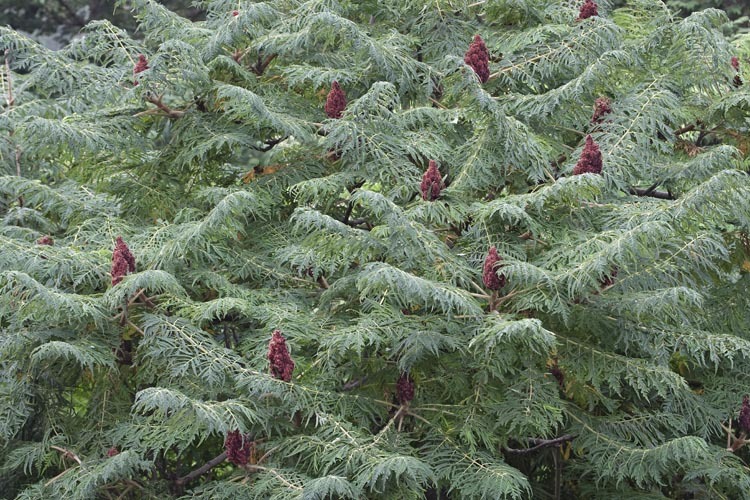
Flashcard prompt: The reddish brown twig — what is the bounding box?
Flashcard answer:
[144,94,185,118]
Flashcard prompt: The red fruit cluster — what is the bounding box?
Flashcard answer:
[740,395,750,434]
[420,160,444,201]
[396,373,415,404]
[550,362,564,389]
[224,430,253,466]
[36,235,53,245]
[482,246,506,291]
[464,35,490,84]
[572,135,602,175]
[591,97,612,124]
[268,329,295,382]
[732,57,743,87]
[600,267,618,288]
[325,81,347,119]
[111,236,136,286]
[133,54,149,86]
[577,0,598,20]
[106,447,120,457]
[232,10,239,17]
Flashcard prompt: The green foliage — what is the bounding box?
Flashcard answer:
[2,0,750,498]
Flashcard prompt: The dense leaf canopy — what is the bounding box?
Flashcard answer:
[2,0,750,498]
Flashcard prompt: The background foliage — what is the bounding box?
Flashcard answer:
[2,0,750,498]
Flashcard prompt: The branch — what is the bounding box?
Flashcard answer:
[344,217,370,228]
[429,97,447,109]
[721,422,750,452]
[144,94,185,119]
[673,124,696,136]
[342,201,354,225]
[628,187,675,200]
[255,136,288,152]
[503,434,576,455]
[174,451,227,487]
[342,376,367,391]
[250,53,277,75]
[50,445,83,465]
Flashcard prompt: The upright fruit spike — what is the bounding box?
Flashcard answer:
[420,160,444,201]
[133,54,149,86]
[740,395,750,434]
[111,236,136,286]
[549,359,565,389]
[572,135,603,175]
[482,246,506,290]
[268,329,295,382]
[577,0,598,20]
[396,373,415,405]
[591,97,612,124]
[464,35,490,84]
[224,430,253,465]
[325,81,347,119]
[600,267,618,288]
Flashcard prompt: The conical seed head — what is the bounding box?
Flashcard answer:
[396,373,415,404]
[577,0,598,20]
[482,246,505,290]
[325,81,347,119]
[591,97,612,123]
[420,160,444,201]
[111,236,136,286]
[464,35,490,84]
[268,329,295,382]
[740,395,750,434]
[573,135,602,175]
[224,430,253,465]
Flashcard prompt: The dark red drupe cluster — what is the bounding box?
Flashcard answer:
[600,267,618,288]
[482,246,506,291]
[396,373,415,405]
[111,236,136,286]
[591,97,612,124]
[133,55,149,85]
[268,329,295,382]
[550,361,565,389]
[232,10,239,17]
[225,430,253,466]
[740,395,750,434]
[325,81,347,119]
[577,0,598,20]
[106,447,120,457]
[464,35,490,84]
[420,160,444,201]
[36,235,53,245]
[572,135,602,175]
